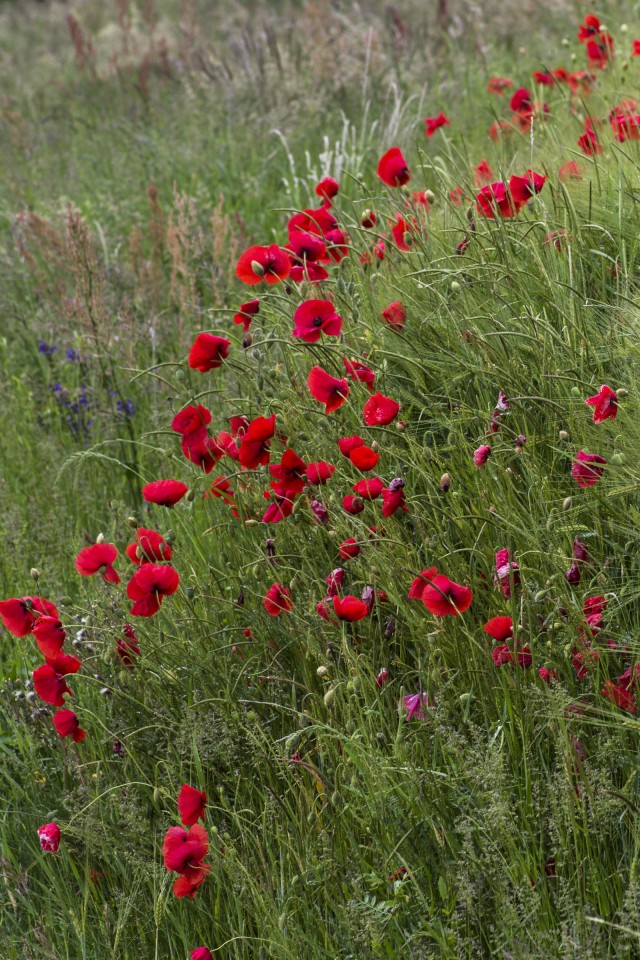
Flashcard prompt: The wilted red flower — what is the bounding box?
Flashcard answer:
[473,444,492,467]
[263,583,293,616]
[236,244,290,286]
[33,617,66,659]
[76,543,120,584]
[116,625,140,667]
[381,301,406,330]
[234,299,260,331]
[178,784,207,826]
[238,415,276,469]
[0,596,58,638]
[473,159,494,186]
[349,445,379,471]
[363,392,399,426]
[126,528,173,566]
[421,574,472,617]
[602,680,637,713]
[572,450,606,487]
[476,182,516,219]
[344,357,375,391]
[171,404,211,443]
[38,823,61,853]
[494,548,520,597]
[33,664,72,706]
[424,112,450,137]
[377,147,411,187]
[188,333,230,372]
[53,708,86,743]
[559,160,582,181]
[492,645,513,667]
[127,564,180,617]
[488,76,513,94]
[142,479,188,507]
[352,477,384,500]
[585,384,617,423]
[307,366,350,414]
[339,538,361,560]
[162,824,210,899]
[343,495,365,514]
[401,691,434,720]
[333,595,369,621]
[483,616,514,641]
[293,300,343,343]
[382,478,408,517]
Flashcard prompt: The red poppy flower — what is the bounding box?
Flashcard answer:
[539,667,559,684]
[338,435,364,457]
[361,208,377,228]
[473,160,494,186]
[424,112,450,137]
[611,112,640,142]
[192,950,213,960]
[476,182,516,219]
[488,120,515,141]
[288,205,338,237]
[572,450,606,487]
[234,299,260,331]
[585,384,617,423]
[377,147,411,187]
[483,616,514,641]
[126,528,173,566]
[494,548,520,597]
[315,176,339,201]
[382,478,408,517]
[407,567,437,600]
[238,415,276,469]
[288,230,327,263]
[53,708,86,743]
[517,644,532,668]
[263,583,293,616]
[532,70,554,85]
[559,160,582,181]
[236,244,290,286]
[293,300,343,343]
[116,625,140,667]
[473,444,492,467]
[421,574,472,617]
[510,87,534,116]
[0,596,58,638]
[162,823,210,899]
[352,477,384,500]
[360,238,386,265]
[602,680,637,713]
[33,664,72,706]
[577,13,601,42]
[188,333,230,372]
[45,651,81,675]
[127,563,180,617]
[339,538,361,560]
[349,445,379,471]
[492,645,513,667]
[390,214,418,251]
[332,595,369,621]
[269,449,306,497]
[307,366,350,414]
[325,568,344,596]
[343,357,375,391]
[143,479,188,506]
[508,170,547,210]
[75,543,120,584]
[262,493,295,524]
[578,119,602,155]
[362,392,399,426]
[376,667,389,687]
[586,34,614,69]
[171,404,212,443]
[302,461,333,486]
[207,476,238,516]
[179,436,223,474]
[381,301,406,329]
[488,77,513,94]
[33,616,66,659]
[178,784,207,826]
[38,823,61,853]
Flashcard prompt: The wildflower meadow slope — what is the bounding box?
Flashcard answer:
[2,2,640,958]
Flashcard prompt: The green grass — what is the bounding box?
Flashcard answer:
[2,1,640,957]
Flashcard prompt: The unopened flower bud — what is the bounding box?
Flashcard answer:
[186,586,195,600]
[562,496,572,511]
[424,189,435,203]
[186,489,195,502]
[242,332,253,348]
[323,687,337,708]
[30,568,40,582]
[440,473,451,492]
[616,388,627,398]
[127,516,138,527]
[558,430,569,441]
[250,260,265,277]
[451,280,460,292]
[96,532,105,544]
[610,452,625,465]
[317,665,329,678]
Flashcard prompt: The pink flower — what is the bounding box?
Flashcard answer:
[37,823,61,853]
[400,691,434,720]
[572,451,607,487]
[473,444,492,466]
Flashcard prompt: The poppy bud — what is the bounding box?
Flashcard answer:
[570,52,577,62]
[558,430,569,441]
[242,333,253,348]
[323,687,337,708]
[186,489,195,502]
[164,530,175,545]
[570,386,580,396]
[610,453,625,465]
[621,23,629,32]
[96,533,105,544]
[561,37,569,46]
[451,281,460,292]
[110,500,120,510]
[534,590,548,601]
[186,586,195,600]
[361,209,377,228]
[174,369,185,381]
[616,388,627,398]
[30,568,40,582]
[424,189,435,203]
[317,665,329,678]
[440,473,451,492]
[250,259,265,277]
[237,590,244,606]
[126,516,138,527]
[562,497,572,511]
[245,519,258,526]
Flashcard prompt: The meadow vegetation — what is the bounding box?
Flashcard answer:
[1,1,640,957]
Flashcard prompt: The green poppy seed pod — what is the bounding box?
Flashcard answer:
[440,473,451,492]
[246,710,257,722]
[186,489,195,502]
[174,369,185,382]
[345,719,356,735]
[323,687,337,708]
[610,453,625,465]
[346,681,355,694]
[570,386,580,397]
[317,665,329,678]
[546,640,553,650]
[616,388,627,398]
[250,259,265,277]
[559,430,569,441]
[424,189,435,203]
[451,280,460,292]
[553,622,563,632]
[30,568,40,582]
[563,497,572,511]
[96,532,105,544]
[110,499,120,511]
[186,586,195,600]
